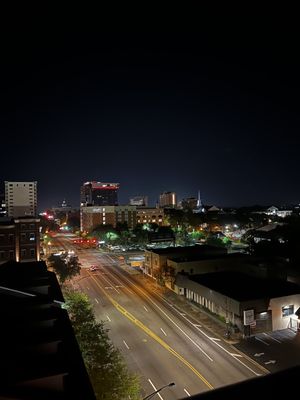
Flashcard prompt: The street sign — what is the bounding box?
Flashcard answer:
[243,309,254,325]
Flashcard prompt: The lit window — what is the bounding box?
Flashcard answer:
[282,305,294,317]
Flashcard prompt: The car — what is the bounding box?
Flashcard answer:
[89,265,100,271]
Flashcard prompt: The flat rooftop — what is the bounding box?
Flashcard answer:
[169,252,244,263]
[189,271,300,301]
[0,261,95,399]
[147,245,227,256]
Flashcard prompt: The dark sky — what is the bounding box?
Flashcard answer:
[1,29,299,210]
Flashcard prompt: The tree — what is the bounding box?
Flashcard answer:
[48,254,81,283]
[39,215,60,234]
[64,291,141,400]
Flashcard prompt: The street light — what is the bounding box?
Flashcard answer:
[143,382,175,400]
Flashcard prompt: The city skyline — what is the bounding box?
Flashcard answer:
[1,29,299,210]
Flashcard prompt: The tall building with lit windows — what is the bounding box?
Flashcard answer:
[80,181,119,206]
[5,181,37,218]
[159,191,177,208]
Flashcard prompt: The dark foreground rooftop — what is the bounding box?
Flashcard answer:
[0,261,95,400]
[186,364,300,399]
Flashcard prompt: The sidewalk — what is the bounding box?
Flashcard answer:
[121,264,242,344]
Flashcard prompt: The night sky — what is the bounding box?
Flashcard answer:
[1,29,299,210]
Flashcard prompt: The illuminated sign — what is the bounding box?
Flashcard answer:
[243,309,255,325]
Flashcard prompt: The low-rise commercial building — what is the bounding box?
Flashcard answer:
[175,271,300,333]
[144,245,227,280]
[165,254,287,290]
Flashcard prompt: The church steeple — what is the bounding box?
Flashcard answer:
[197,190,202,209]
[194,190,204,213]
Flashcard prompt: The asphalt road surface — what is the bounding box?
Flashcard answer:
[49,234,269,399]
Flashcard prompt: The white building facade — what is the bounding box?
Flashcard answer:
[5,181,37,218]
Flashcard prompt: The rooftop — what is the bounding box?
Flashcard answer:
[0,261,95,399]
[169,252,243,263]
[147,245,227,256]
[189,271,300,301]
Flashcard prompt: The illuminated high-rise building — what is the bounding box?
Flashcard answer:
[159,191,177,208]
[5,181,37,218]
[80,181,119,207]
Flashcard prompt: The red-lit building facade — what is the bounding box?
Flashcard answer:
[80,181,119,207]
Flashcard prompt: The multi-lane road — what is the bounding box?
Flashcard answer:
[49,234,268,399]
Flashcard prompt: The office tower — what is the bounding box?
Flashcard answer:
[5,181,37,218]
[159,191,177,208]
[80,181,119,207]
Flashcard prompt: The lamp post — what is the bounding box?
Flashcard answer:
[143,382,175,400]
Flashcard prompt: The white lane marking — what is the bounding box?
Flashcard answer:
[97,273,120,294]
[263,333,282,343]
[104,261,135,295]
[123,340,130,349]
[231,353,243,357]
[105,286,113,290]
[115,285,124,288]
[210,338,221,341]
[197,329,261,376]
[106,254,117,263]
[194,324,202,328]
[180,313,186,316]
[160,328,167,336]
[254,352,264,357]
[148,379,164,400]
[255,336,270,346]
[184,388,191,397]
[95,298,99,304]
[144,306,149,312]
[104,267,214,361]
[153,293,266,377]
[107,315,111,322]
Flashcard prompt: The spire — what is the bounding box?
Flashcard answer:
[194,189,204,213]
[197,190,202,208]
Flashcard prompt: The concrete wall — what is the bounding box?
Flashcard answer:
[269,294,300,331]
